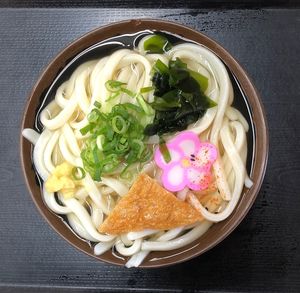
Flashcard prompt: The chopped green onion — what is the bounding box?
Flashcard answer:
[120,87,135,97]
[140,86,153,94]
[94,167,101,182]
[80,84,155,181]
[112,115,128,134]
[106,92,120,102]
[96,135,105,151]
[105,80,127,92]
[159,138,171,163]
[136,94,154,115]
[92,147,101,166]
[71,167,86,180]
[87,109,100,123]
[93,101,102,108]
[121,102,143,114]
[120,137,127,144]
[131,139,144,158]
[116,140,129,152]
[80,124,93,135]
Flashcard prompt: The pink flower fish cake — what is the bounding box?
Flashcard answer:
[155,131,217,192]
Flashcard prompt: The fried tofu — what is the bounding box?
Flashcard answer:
[99,173,203,235]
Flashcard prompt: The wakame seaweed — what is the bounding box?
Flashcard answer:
[144,58,216,136]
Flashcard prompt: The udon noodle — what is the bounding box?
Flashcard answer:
[22,34,252,267]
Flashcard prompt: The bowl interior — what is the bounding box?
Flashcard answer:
[20,19,268,268]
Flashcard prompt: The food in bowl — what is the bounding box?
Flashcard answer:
[22,31,255,267]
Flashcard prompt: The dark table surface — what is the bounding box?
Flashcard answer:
[0,5,300,293]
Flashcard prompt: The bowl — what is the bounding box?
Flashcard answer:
[20,19,268,268]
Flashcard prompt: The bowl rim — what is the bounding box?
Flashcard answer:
[20,18,269,268]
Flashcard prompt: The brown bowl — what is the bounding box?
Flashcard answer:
[20,19,268,268]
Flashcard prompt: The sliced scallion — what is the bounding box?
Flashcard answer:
[93,101,102,108]
[112,115,128,134]
[80,124,93,135]
[159,138,171,163]
[71,167,86,180]
[87,109,100,123]
[105,80,127,92]
[136,94,154,116]
[140,86,154,94]
[120,87,135,97]
[96,135,105,151]
[131,139,144,158]
[106,92,120,102]
[79,82,155,181]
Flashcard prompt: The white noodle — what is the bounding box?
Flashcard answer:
[100,177,129,197]
[42,186,70,214]
[40,97,78,130]
[33,129,52,181]
[74,187,88,200]
[126,226,189,267]
[67,213,99,242]
[75,69,92,115]
[91,49,131,110]
[90,201,104,228]
[62,123,81,157]
[141,221,212,251]
[82,173,110,215]
[61,197,115,242]
[120,234,133,247]
[22,128,40,145]
[188,107,217,135]
[94,240,115,255]
[226,107,249,132]
[58,133,79,165]
[127,229,159,241]
[125,251,149,268]
[115,238,142,256]
[44,130,60,173]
